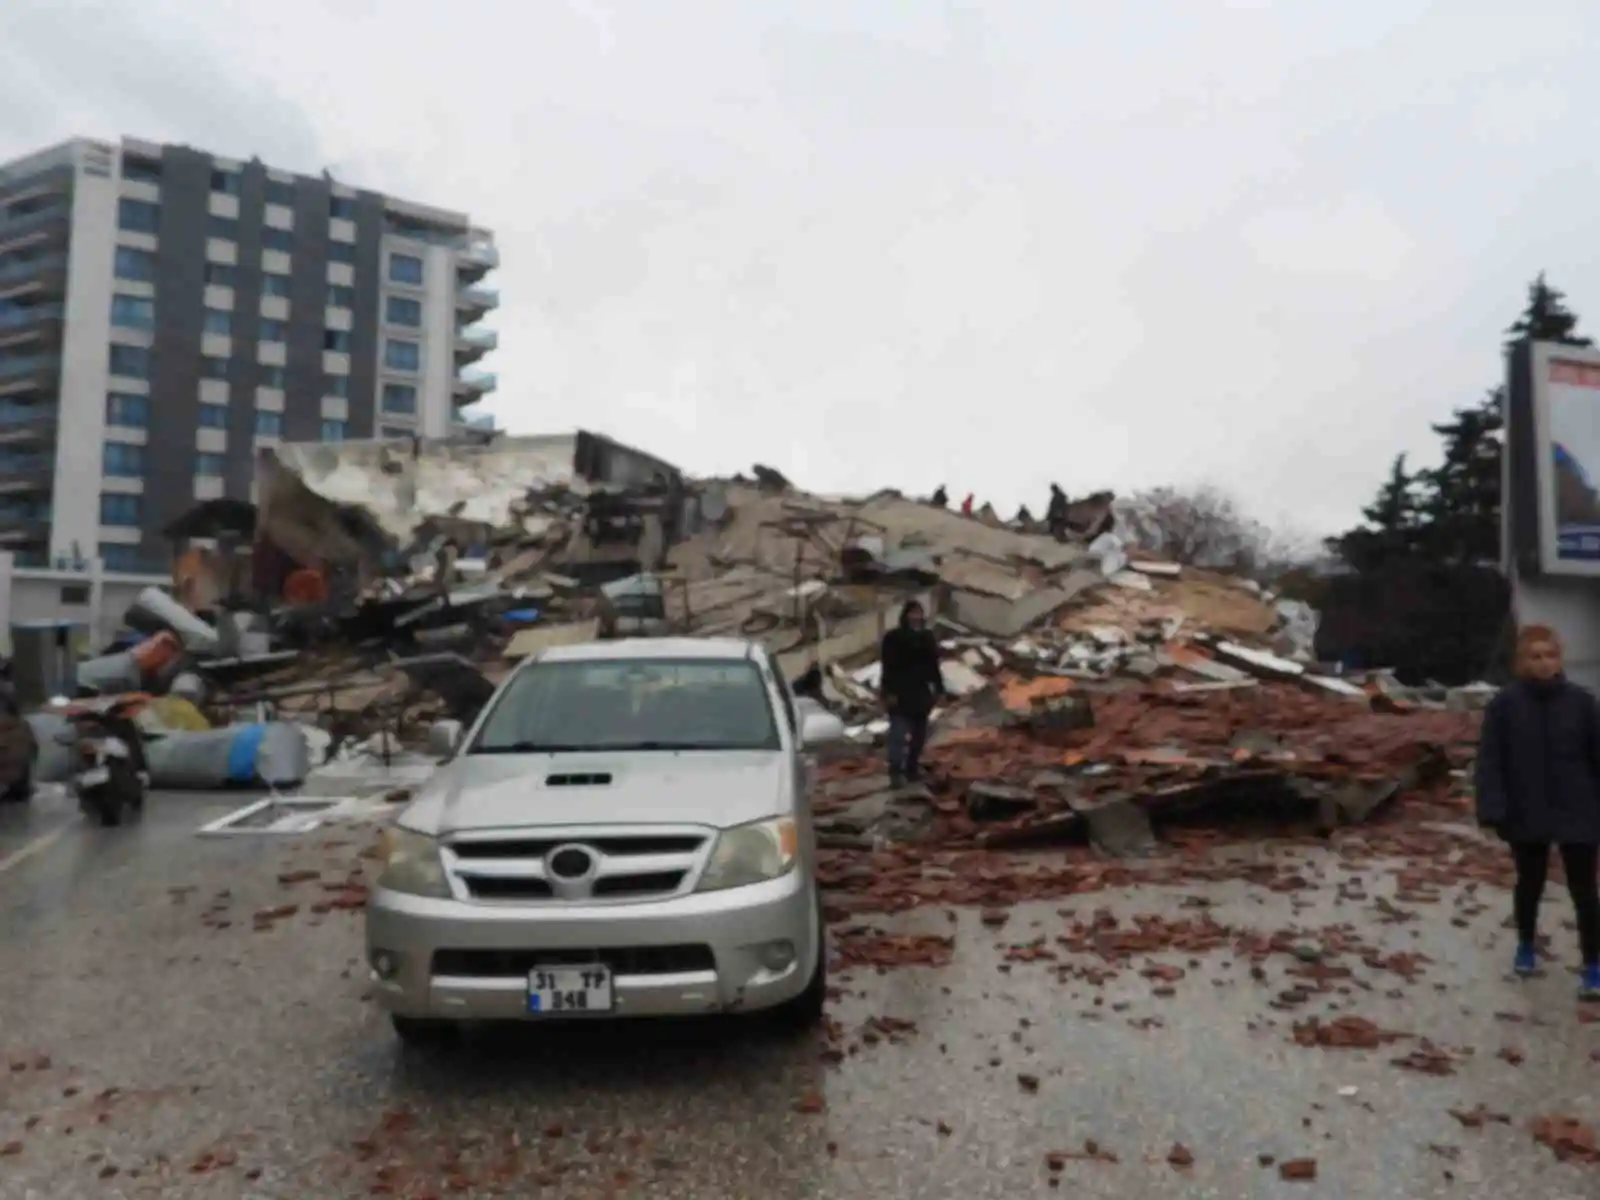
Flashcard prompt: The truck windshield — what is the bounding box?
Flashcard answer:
[470,657,781,754]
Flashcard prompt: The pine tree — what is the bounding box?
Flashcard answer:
[1505,272,1593,347]
[1416,390,1503,565]
[1329,454,1419,570]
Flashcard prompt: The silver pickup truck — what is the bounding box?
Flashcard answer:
[365,636,845,1045]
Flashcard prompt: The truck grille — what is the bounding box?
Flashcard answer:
[444,827,711,903]
[432,945,716,978]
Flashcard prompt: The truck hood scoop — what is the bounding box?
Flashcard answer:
[545,772,613,787]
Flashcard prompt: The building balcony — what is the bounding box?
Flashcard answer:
[0,401,57,445]
[453,368,497,405]
[0,355,59,393]
[0,208,70,255]
[0,253,67,296]
[454,325,498,362]
[456,240,499,281]
[0,512,52,543]
[0,302,64,350]
[0,453,55,493]
[456,283,499,313]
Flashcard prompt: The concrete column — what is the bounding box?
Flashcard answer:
[0,551,13,656]
[88,556,106,650]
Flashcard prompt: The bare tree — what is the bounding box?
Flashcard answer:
[1116,485,1274,572]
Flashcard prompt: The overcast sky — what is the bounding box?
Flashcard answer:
[5,1,1599,536]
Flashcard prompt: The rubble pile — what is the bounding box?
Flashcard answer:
[7,432,1495,809]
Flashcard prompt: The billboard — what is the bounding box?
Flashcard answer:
[1527,342,1600,575]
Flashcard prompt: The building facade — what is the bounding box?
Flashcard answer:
[0,136,499,572]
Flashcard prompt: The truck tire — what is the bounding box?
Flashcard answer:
[769,895,827,1031]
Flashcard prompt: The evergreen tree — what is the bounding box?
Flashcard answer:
[1505,272,1593,347]
[1328,454,1419,570]
[1333,273,1588,572]
[1416,390,1503,566]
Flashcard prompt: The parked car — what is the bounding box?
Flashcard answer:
[365,637,846,1045]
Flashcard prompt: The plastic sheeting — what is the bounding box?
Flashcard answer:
[142,723,310,790]
[1273,598,1321,662]
[76,652,142,696]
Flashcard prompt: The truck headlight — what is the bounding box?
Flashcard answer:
[376,826,450,898]
[696,817,798,892]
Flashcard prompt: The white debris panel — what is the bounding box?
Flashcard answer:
[265,434,589,545]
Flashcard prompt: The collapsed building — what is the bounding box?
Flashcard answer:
[14,430,1490,854]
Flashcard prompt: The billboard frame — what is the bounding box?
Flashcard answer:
[1525,340,1600,577]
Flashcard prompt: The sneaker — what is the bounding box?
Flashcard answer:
[1513,943,1538,977]
[1580,964,1600,1001]
[888,770,905,789]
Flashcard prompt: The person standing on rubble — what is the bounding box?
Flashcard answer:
[1046,484,1069,539]
[1475,624,1600,1000]
[879,600,945,787]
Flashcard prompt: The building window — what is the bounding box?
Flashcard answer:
[108,344,151,379]
[100,545,144,573]
[385,296,422,327]
[203,309,232,337]
[114,246,155,283]
[254,411,283,436]
[320,420,347,442]
[262,273,291,298]
[207,214,239,242]
[381,382,417,414]
[210,169,240,195]
[195,452,225,476]
[99,493,142,526]
[200,356,229,380]
[204,263,236,288]
[110,294,155,331]
[389,254,423,285]
[265,180,295,207]
[325,374,349,398]
[117,198,159,233]
[330,196,357,220]
[384,339,420,371]
[105,393,150,428]
[326,284,354,308]
[328,242,356,265]
[262,227,293,253]
[103,442,146,477]
[260,366,286,389]
[259,319,286,343]
[324,330,351,353]
[198,403,228,429]
[122,158,161,185]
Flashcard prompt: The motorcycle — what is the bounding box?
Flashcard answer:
[54,696,150,827]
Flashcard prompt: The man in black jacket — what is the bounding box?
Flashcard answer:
[879,600,944,786]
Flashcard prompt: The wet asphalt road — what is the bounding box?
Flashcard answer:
[0,789,1598,1199]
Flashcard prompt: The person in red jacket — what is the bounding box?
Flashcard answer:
[960,493,974,516]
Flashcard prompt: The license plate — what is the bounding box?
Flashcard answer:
[527,965,614,1015]
[77,766,110,788]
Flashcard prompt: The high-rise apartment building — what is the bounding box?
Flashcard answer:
[0,136,499,572]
